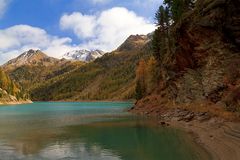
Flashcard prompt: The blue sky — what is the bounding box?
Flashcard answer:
[0,0,163,64]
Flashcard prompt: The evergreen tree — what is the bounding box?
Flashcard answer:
[164,6,171,28]
[153,4,171,62]
[164,0,194,23]
[152,28,163,61]
[153,0,195,63]
[155,5,166,30]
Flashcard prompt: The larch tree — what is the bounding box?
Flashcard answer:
[135,59,147,100]
[146,57,159,94]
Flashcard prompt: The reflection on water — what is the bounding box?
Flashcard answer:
[40,143,121,160]
[0,102,210,160]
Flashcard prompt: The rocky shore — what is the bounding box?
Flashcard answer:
[130,107,240,160]
[0,99,32,105]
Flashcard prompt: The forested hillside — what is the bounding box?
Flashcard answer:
[3,50,84,90]
[133,0,240,115]
[4,35,151,101]
[30,35,152,101]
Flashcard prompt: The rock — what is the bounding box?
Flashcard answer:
[129,106,135,110]
[159,121,169,126]
[183,113,195,122]
[3,90,8,95]
[216,101,227,108]
[197,113,212,122]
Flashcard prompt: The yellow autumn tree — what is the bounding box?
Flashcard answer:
[0,68,21,97]
[0,68,9,91]
[146,56,159,94]
[135,59,147,100]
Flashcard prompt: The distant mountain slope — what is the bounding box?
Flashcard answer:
[61,50,105,62]
[29,35,151,101]
[3,34,150,101]
[3,50,85,90]
[117,35,150,52]
[3,50,59,71]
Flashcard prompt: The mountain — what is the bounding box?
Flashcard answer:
[3,49,59,71]
[3,49,84,90]
[2,34,150,101]
[61,49,105,62]
[116,35,150,52]
[27,35,151,101]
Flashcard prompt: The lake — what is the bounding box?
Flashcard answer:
[0,102,210,160]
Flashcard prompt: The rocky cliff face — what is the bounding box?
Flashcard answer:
[135,0,240,112]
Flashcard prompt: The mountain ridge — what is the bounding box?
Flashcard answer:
[116,34,151,52]
[61,49,105,62]
[2,49,61,71]
[2,34,150,101]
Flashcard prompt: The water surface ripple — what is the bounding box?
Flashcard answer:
[0,102,209,160]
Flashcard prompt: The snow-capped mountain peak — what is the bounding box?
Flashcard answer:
[61,49,105,62]
[3,49,58,68]
[17,49,40,59]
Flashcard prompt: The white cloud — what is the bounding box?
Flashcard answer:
[0,0,10,18]
[0,25,79,64]
[60,7,155,51]
[60,12,96,39]
[0,7,155,64]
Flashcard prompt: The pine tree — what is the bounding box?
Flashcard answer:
[153,4,171,62]
[163,0,194,23]
[152,28,163,61]
[155,5,166,30]
[164,6,170,28]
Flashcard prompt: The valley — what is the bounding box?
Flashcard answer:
[0,0,239,159]
[1,34,151,101]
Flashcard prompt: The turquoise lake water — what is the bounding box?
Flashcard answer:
[0,102,210,160]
